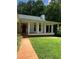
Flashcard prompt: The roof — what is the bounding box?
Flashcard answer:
[18,14,45,21]
[18,14,60,24]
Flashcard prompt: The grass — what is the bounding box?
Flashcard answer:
[30,37,61,59]
[17,35,22,51]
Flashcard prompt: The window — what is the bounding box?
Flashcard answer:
[46,25,49,33]
[34,23,36,31]
[39,23,41,31]
[46,25,51,33]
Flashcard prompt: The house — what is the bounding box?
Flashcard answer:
[17,14,60,35]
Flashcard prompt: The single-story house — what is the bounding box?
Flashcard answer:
[17,14,60,35]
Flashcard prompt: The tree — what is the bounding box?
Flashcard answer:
[32,0,45,16]
[45,2,61,22]
[17,0,45,16]
[17,1,27,14]
[17,0,36,15]
[26,0,35,15]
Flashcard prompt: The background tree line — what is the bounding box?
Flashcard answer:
[17,0,61,22]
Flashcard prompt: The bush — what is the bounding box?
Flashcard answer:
[55,29,61,37]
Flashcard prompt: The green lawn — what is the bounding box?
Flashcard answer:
[17,35,22,51]
[30,37,61,59]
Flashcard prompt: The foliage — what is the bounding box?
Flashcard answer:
[53,24,61,37]
[45,2,61,22]
[32,0,45,16]
[17,0,61,22]
[17,1,27,14]
[17,0,45,16]
[17,35,22,51]
[57,29,61,36]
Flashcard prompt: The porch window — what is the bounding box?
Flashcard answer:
[46,25,49,33]
[46,25,51,33]
[39,23,41,31]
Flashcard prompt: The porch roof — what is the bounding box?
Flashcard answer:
[18,14,45,21]
[18,14,60,24]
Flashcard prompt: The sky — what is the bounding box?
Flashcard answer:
[17,0,51,5]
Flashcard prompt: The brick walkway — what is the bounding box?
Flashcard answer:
[17,38,38,59]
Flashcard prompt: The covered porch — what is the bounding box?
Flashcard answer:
[17,21,60,35]
[28,22,54,35]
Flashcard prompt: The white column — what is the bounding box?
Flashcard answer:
[28,22,30,34]
[57,24,59,30]
[40,23,43,33]
[48,25,50,33]
[36,23,39,34]
[44,23,46,34]
[51,25,53,33]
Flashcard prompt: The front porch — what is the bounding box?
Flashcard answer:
[17,20,60,36]
[18,22,57,35]
[28,22,54,35]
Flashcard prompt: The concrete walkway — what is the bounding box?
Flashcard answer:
[17,37,38,59]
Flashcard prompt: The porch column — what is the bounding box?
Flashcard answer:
[36,23,39,34]
[51,25,53,33]
[28,22,30,34]
[44,23,46,34]
[41,23,43,33]
[57,24,59,30]
[18,22,21,34]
